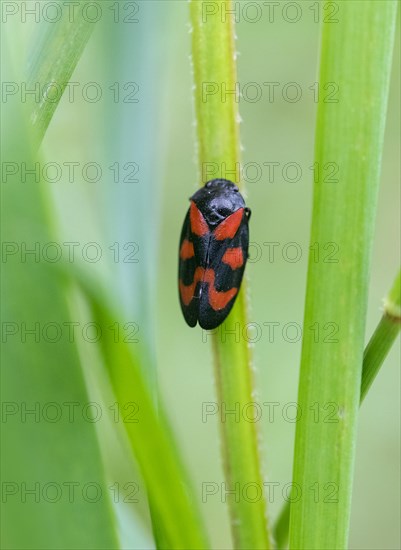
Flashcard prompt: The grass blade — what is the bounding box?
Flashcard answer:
[273,500,291,550]
[274,268,401,549]
[74,275,209,550]
[289,3,398,549]
[189,2,271,548]
[1,92,118,550]
[27,2,95,144]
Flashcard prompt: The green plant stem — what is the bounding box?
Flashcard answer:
[289,4,398,549]
[190,2,271,548]
[362,269,401,399]
[274,268,401,549]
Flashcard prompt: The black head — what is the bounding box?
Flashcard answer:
[190,179,246,227]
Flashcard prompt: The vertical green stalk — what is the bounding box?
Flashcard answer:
[290,3,397,549]
[190,2,271,548]
[274,268,401,549]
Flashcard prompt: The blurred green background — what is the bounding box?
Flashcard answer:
[2,1,400,549]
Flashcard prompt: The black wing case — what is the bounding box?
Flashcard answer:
[197,210,249,330]
[178,210,200,327]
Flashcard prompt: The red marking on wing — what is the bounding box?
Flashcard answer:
[180,239,194,260]
[179,280,196,306]
[179,267,204,306]
[190,201,209,236]
[214,208,244,240]
[203,269,238,311]
[180,267,237,310]
[222,247,244,270]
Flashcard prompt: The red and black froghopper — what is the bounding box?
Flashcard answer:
[178,179,251,330]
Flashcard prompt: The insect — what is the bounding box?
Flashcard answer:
[178,178,251,330]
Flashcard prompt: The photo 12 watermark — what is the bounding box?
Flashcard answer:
[1,320,140,344]
[1,401,140,424]
[201,320,340,344]
[201,160,340,185]
[2,241,140,264]
[201,2,340,25]
[2,161,140,184]
[2,81,140,105]
[1,2,140,24]
[201,81,339,104]
[201,400,342,424]
[201,480,339,504]
[2,480,140,504]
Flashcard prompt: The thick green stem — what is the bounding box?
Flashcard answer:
[289,3,398,549]
[274,268,401,549]
[190,1,271,548]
